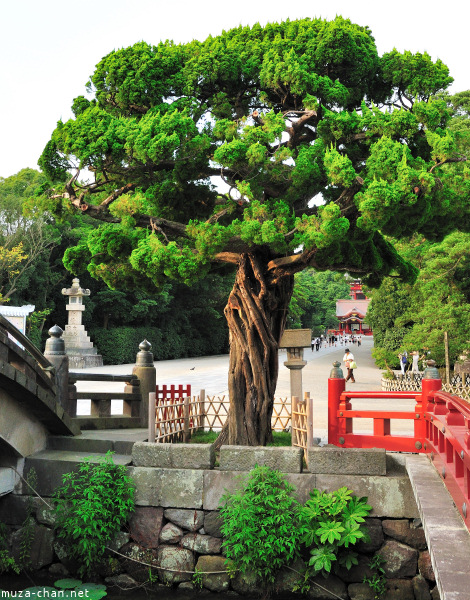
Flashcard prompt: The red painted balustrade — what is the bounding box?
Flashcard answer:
[156,384,192,423]
[328,371,470,528]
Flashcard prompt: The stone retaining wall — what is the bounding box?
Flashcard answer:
[0,445,440,599]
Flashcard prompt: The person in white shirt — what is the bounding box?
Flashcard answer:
[343,348,355,382]
[411,351,421,374]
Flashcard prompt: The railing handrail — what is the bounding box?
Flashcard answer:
[0,314,53,371]
[69,372,138,383]
[431,390,470,417]
[328,372,470,529]
[341,390,422,400]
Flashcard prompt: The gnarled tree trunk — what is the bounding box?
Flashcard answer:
[223,252,294,446]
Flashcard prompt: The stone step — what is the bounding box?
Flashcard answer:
[0,467,15,496]
[23,449,133,497]
[47,435,135,455]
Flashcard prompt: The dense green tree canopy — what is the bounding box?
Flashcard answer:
[39,17,466,288]
[0,169,60,306]
[367,90,470,370]
[367,232,470,369]
[38,16,469,444]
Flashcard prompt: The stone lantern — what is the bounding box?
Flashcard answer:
[279,329,312,401]
[61,278,102,368]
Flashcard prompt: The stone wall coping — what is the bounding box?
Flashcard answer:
[132,441,215,470]
[308,446,387,476]
[406,455,470,600]
[219,445,303,473]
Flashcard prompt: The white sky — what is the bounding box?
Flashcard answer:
[1,0,468,179]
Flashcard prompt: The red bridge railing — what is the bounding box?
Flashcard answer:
[328,361,470,528]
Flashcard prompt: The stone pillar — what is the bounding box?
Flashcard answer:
[279,329,311,403]
[284,347,307,401]
[132,340,156,428]
[44,325,71,414]
[61,278,102,368]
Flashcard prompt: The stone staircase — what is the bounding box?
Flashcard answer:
[21,429,147,497]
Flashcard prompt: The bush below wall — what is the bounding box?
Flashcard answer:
[90,325,228,364]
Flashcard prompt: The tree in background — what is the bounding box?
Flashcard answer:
[288,270,350,333]
[0,169,60,305]
[367,91,470,370]
[38,17,469,444]
[367,232,470,369]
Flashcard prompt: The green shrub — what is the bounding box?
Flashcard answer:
[299,487,371,580]
[364,554,387,599]
[219,465,305,586]
[220,466,373,595]
[0,523,20,574]
[53,451,135,576]
[90,324,228,364]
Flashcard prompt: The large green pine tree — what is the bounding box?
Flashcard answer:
[39,17,469,444]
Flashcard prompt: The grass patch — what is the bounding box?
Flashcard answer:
[268,431,292,446]
[189,430,219,444]
[189,430,291,446]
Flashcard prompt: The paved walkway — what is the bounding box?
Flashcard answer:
[76,336,418,441]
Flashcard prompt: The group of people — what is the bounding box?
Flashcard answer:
[311,334,362,351]
[398,350,423,375]
[309,334,361,383]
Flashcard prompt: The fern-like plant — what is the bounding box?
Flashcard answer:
[299,487,371,581]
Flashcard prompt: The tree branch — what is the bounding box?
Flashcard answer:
[429,156,467,173]
[99,183,136,208]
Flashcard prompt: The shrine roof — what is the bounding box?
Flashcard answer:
[336,299,370,318]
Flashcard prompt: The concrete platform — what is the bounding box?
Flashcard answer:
[406,455,470,600]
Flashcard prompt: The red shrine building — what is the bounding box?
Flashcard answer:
[334,280,372,336]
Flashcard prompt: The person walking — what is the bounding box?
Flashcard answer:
[343,348,356,383]
[399,351,408,375]
[411,351,421,374]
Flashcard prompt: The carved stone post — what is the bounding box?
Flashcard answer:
[44,325,74,415]
[132,340,156,428]
[279,329,311,406]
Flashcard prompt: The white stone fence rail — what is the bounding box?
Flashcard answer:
[381,372,470,402]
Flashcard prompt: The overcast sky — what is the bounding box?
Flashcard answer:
[1,0,468,179]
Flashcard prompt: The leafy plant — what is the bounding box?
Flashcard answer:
[299,487,371,581]
[363,554,387,599]
[220,465,305,586]
[0,522,20,574]
[192,566,204,590]
[53,451,135,576]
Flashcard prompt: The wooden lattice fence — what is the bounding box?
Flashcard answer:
[291,393,313,462]
[148,388,294,442]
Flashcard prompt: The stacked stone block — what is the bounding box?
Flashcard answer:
[0,445,440,598]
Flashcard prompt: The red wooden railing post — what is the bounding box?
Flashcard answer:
[421,361,442,414]
[328,361,346,445]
